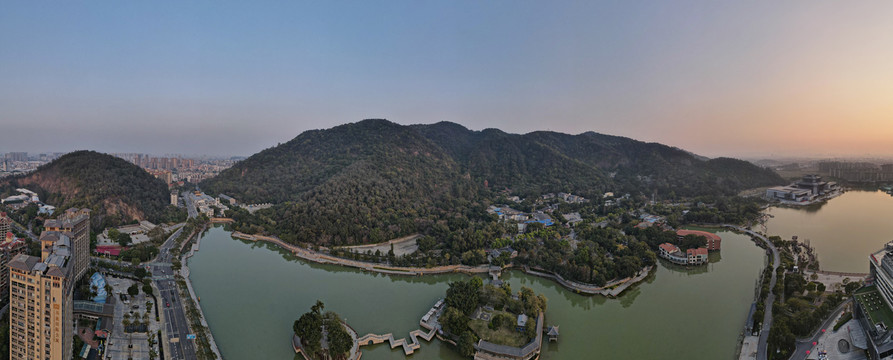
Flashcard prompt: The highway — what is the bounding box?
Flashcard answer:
[150,226,198,360]
[182,191,198,219]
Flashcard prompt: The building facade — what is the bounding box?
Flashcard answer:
[9,232,76,360]
[43,208,90,282]
[861,244,893,359]
[0,212,11,237]
[0,233,27,299]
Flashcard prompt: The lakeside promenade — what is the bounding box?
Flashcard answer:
[230,231,651,297]
[723,224,779,360]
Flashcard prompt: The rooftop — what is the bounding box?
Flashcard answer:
[855,287,893,334]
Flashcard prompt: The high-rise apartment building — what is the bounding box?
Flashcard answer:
[7,209,89,360]
[0,212,11,236]
[9,234,76,359]
[0,233,27,299]
[43,208,90,281]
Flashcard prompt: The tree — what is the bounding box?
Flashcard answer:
[324,313,352,358]
[293,301,325,355]
[457,331,478,357]
[127,283,139,296]
[108,228,121,242]
[446,278,482,316]
[845,281,861,294]
[143,284,153,295]
[118,233,133,247]
[440,307,469,336]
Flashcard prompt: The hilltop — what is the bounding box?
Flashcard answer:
[201,119,784,246]
[1,150,183,229]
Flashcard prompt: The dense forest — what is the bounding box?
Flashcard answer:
[0,151,183,230]
[203,119,784,245]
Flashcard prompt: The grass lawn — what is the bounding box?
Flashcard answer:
[468,313,529,347]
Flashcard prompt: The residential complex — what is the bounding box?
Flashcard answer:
[8,209,89,360]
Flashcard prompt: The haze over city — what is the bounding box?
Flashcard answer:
[2,1,892,158]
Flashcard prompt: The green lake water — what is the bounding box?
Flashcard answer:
[764,190,893,273]
[188,225,766,359]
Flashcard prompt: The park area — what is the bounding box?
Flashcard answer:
[468,310,530,348]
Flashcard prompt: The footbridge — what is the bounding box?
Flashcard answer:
[356,326,437,356]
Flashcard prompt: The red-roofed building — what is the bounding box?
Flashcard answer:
[94,245,123,257]
[687,248,709,265]
[658,243,689,265]
[677,229,722,251]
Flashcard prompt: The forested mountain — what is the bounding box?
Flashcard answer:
[202,119,784,246]
[0,151,182,229]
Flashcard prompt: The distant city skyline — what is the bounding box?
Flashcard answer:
[3,2,893,158]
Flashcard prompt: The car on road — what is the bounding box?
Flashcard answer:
[166,302,170,307]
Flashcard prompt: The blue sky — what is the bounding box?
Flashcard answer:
[2,1,893,157]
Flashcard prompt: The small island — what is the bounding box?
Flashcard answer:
[292,301,357,360]
[291,278,551,359]
[439,277,548,359]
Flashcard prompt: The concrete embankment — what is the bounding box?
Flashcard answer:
[524,266,653,297]
[231,231,490,276]
[179,226,223,359]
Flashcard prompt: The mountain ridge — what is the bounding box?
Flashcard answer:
[201,119,784,245]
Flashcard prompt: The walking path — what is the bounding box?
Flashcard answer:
[232,231,653,296]
[523,266,653,297]
[233,231,490,275]
[724,224,779,360]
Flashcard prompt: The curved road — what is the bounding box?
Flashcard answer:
[788,298,852,360]
[725,225,780,360]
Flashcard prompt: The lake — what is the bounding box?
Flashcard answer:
[188,225,766,359]
[764,190,893,273]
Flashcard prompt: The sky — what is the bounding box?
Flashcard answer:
[2,1,892,158]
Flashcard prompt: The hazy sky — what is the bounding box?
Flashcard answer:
[2,1,892,158]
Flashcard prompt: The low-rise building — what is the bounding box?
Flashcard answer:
[658,243,708,266]
[766,186,812,202]
[676,229,722,251]
[686,248,708,265]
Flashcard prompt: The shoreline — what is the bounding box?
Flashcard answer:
[229,230,652,297]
